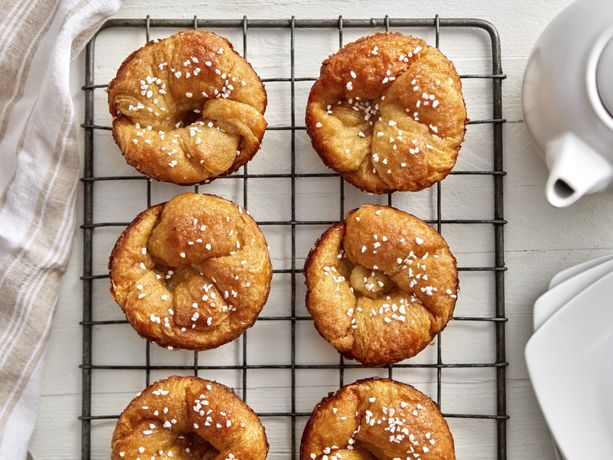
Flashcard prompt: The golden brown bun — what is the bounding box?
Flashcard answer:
[306,32,466,193]
[109,192,272,350]
[304,205,458,366]
[112,375,268,459]
[300,377,455,460]
[108,31,267,185]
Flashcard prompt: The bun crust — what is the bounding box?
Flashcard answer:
[109,192,272,350]
[300,377,455,460]
[306,32,466,193]
[304,205,458,365]
[112,375,268,459]
[108,31,267,185]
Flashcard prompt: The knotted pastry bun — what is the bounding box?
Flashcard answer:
[108,31,267,184]
[109,192,272,350]
[112,375,268,459]
[300,377,455,460]
[304,205,458,366]
[306,32,466,193]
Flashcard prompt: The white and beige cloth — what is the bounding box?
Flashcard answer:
[0,1,122,458]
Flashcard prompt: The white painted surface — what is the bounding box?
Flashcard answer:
[29,0,613,458]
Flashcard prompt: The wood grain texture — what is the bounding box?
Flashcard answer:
[31,1,607,459]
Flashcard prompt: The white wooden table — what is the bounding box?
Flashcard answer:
[31,0,613,458]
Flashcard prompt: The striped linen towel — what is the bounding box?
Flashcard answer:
[0,0,122,458]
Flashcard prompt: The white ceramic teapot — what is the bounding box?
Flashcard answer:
[523,0,613,207]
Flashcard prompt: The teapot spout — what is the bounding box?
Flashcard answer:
[545,133,612,207]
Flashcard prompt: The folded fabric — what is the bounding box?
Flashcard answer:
[0,0,123,458]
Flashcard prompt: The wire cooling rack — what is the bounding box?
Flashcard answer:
[81,15,507,460]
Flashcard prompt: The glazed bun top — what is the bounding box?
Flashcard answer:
[306,32,466,193]
[301,377,455,460]
[108,31,267,184]
[305,205,458,365]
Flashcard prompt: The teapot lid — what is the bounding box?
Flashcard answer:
[597,37,613,118]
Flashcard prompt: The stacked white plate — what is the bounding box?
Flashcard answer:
[525,254,613,460]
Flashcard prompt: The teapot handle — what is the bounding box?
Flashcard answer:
[545,133,612,207]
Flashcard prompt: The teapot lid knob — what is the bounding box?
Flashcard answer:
[597,37,613,118]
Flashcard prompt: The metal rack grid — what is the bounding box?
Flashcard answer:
[81,15,507,459]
